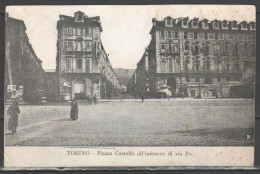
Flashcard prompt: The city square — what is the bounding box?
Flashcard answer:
[5,98,254,146]
[4,5,256,168]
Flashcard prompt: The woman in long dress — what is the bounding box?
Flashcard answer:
[7,101,20,135]
[70,98,78,120]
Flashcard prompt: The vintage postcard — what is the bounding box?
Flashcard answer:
[4,5,255,168]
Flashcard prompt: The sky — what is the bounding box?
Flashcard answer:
[6,5,255,70]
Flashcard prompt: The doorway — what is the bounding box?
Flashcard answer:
[167,77,176,96]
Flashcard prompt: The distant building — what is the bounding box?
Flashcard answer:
[120,85,127,93]
[45,69,59,102]
[128,17,255,98]
[56,11,119,101]
[5,14,45,103]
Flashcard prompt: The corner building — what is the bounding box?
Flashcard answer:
[57,11,119,101]
[5,15,45,103]
[129,17,255,98]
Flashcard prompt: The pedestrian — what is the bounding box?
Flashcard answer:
[93,94,97,104]
[141,94,145,103]
[7,101,20,135]
[70,98,78,120]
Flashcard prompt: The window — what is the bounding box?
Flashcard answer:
[233,44,238,56]
[222,23,228,29]
[241,23,247,30]
[76,28,81,35]
[184,32,188,39]
[63,86,71,94]
[82,28,85,35]
[217,75,221,82]
[188,32,194,39]
[238,35,245,40]
[65,41,73,51]
[198,33,204,39]
[204,45,210,55]
[195,46,199,55]
[173,31,178,39]
[166,44,170,53]
[86,27,92,36]
[228,35,233,40]
[183,21,188,27]
[172,45,179,53]
[67,58,72,70]
[196,76,200,82]
[213,22,219,29]
[250,23,255,30]
[76,41,82,51]
[166,19,171,26]
[192,45,199,55]
[76,59,82,69]
[193,21,197,27]
[214,45,221,55]
[161,44,166,53]
[86,59,92,72]
[161,45,166,50]
[232,23,237,30]
[235,62,240,71]
[224,43,229,56]
[161,31,165,38]
[195,60,200,72]
[194,32,198,39]
[184,60,189,72]
[208,33,215,40]
[73,28,76,35]
[77,14,83,21]
[66,27,73,35]
[184,44,189,51]
[72,41,76,51]
[174,45,179,53]
[218,34,224,40]
[205,77,212,84]
[168,31,171,38]
[206,61,211,72]
[202,21,208,29]
[226,63,230,72]
[186,76,190,82]
[86,41,92,52]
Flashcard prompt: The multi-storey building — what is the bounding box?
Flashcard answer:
[56,11,119,101]
[5,15,45,103]
[128,17,255,98]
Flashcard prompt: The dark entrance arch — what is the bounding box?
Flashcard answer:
[167,77,176,96]
[23,79,38,103]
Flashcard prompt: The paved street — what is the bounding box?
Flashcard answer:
[5,99,254,146]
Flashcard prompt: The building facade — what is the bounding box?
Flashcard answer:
[56,11,119,101]
[5,15,46,103]
[128,17,255,98]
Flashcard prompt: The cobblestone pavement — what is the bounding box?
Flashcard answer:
[5,98,255,146]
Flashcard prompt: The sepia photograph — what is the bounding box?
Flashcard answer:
[4,5,256,167]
